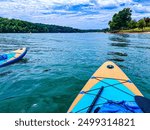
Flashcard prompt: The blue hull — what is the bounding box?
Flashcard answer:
[0,48,28,68]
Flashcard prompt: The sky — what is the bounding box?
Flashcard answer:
[0,0,150,29]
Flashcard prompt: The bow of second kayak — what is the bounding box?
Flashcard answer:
[0,48,28,67]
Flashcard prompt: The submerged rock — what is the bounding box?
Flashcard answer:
[19,58,29,63]
[43,69,51,72]
[118,64,127,69]
[109,36,130,43]
[107,52,128,56]
[133,46,150,50]
[0,71,12,77]
[108,58,125,62]
[111,43,130,47]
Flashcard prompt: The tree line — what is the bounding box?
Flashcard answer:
[0,17,83,33]
[108,8,150,31]
[0,17,106,33]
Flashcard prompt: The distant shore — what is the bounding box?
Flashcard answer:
[0,17,107,33]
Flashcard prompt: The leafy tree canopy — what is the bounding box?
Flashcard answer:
[0,17,82,33]
[108,8,150,32]
[109,8,132,30]
[137,19,146,30]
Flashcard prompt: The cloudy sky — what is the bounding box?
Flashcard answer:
[0,0,150,29]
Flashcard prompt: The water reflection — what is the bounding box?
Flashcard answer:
[109,34,130,43]
[109,34,131,48]
[137,34,150,39]
[117,34,130,38]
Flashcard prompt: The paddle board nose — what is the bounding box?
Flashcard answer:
[68,61,143,113]
[0,48,28,67]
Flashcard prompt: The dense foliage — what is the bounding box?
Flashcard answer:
[0,17,82,33]
[0,17,106,33]
[109,8,132,30]
[108,8,150,31]
[137,19,146,30]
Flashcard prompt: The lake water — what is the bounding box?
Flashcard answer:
[0,33,150,113]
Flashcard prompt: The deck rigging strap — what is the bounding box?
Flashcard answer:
[93,77,134,97]
[91,76,130,82]
[73,76,135,113]
[15,52,22,54]
[86,86,104,113]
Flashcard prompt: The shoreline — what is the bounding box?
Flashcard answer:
[108,27,150,34]
[117,31,150,34]
[107,30,150,34]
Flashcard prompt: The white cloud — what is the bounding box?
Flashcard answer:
[133,4,150,13]
[0,0,91,16]
[96,0,133,7]
[131,4,150,21]
[38,0,90,5]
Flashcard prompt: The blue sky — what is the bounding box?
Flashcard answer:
[0,0,150,29]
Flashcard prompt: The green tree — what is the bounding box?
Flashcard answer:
[108,8,132,31]
[144,17,150,27]
[128,20,137,29]
[0,17,82,33]
[137,19,146,31]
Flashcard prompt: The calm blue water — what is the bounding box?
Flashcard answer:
[0,33,150,113]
